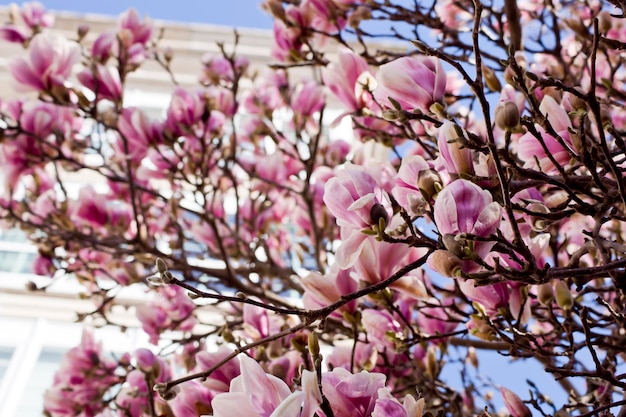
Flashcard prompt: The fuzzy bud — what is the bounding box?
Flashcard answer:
[430,249,464,277]
[536,283,554,305]
[598,11,612,35]
[308,332,320,357]
[482,65,502,92]
[495,101,520,130]
[156,258,168,274]
[554,280,574,312]
[526,202,551,232]
[417,168,442,201]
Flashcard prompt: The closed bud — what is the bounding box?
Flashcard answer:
[430,249,464,277]
[482,65,502,92]
[161,270,173,284]
[554,280,574,312]
[426,347,438,377]
[467,347,479,368]
[598,11,612,34]
[382,109,401,121]
[526,202,551,232]
[308,332,320,357]
[536,283,554,305]
[442,234,470,259]
[500,387,532,417]
[417,169,441,201]
[77,24,90,41]
[163,46,174,63]
[156,258,168,274]
[495,101,520,130]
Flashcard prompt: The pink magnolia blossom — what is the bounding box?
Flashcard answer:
[458,279,510,315]
[435,121,475,177]
[195,347,241,393]
[211,355,293,417]
[169,381,214,417]
[301,266,358,317]
[500,387,532,417]
[43,329,119,417]
[374,56,446,111]
[117,107,162,162]
[292,80,325,121]
[21,2,55,29]
[392,154,436,216]
[322,47,371,112]
[321,368,386,417]
[518,95,576,172]
[361,309,402,350]
[372,388,425,417]
[136,285,196,344]
[9,33,80,92]
[117,8,152,46]
[77,64,123,102]
[324,164,390,268]
[433,179,502,260]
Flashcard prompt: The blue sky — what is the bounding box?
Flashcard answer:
[39,0,274,29]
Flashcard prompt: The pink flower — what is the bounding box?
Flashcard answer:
[372,389,425,417]
[321,368,386,417]
[195,347,241,393]
[458,279,510,315]
[361,309,402,349]
[322,47,371,112]
[9,33,80,92]
[211,355,292,417]
[292,80,325,120]
[117,8,152,46]
[170,381,214,417]
[374,56,446,111]
[323,164,389,268]
[518,95,575,172]
[43,329,119,417]
[136,285,196,344]
[21,2,55,29]
[500,387,531,417]
[77,64,122,102]
[301,266,358,317]
[435,121,475,176]
[433,179,501,259]
[392,154,436,215]
[117,107,162,162]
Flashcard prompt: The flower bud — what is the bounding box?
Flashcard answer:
[156,257,168,274]
[598,11,612,34]
[163,46,174,63]
[536,283,554,305]
[526,202,551,232]
[77,24,90,41]
[500,387,531,417]
[554,280,573,312]
[429,249,463,277]
[482,65,502,92]
[308,332,320,357]
[495,101,520,130]
[417,168,442,201]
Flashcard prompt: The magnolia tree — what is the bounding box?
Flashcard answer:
[1,0,626,416]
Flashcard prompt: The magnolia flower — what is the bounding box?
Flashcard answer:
[322,47,372,112]
[500,387,531,417]
[518,95,576,172]
[374,56,446,111]
[433,179,501,260]
[9,33,80,92]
